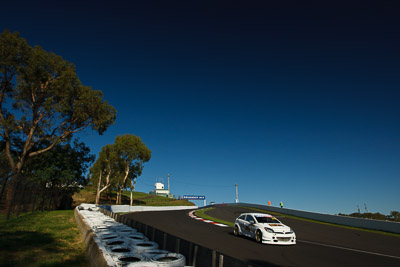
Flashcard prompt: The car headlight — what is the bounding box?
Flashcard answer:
[288,228,294,234]
[264,227,274,233]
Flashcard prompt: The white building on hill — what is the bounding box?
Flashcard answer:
[150,182,174,198]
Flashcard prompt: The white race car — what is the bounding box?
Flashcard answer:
[233,213,296,245]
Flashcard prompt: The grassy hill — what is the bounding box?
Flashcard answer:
[72,189,195,207]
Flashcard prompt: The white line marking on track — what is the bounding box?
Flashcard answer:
[298,240,400,260]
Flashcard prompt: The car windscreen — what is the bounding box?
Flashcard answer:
[255,216,280,224]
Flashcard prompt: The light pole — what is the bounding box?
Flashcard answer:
[235,184,239,203]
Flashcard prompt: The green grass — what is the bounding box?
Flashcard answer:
[195,208,234,227]
[0,210,88,267]
[73,189,195,207]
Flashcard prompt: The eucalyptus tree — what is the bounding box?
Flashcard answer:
[90,144,118,205]
[0,149,10,201]
[0,30,117,216]
[113,134,151,205]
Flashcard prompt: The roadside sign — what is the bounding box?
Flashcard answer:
[182,195,206,200]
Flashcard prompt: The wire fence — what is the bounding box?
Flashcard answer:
[0,179,77,218]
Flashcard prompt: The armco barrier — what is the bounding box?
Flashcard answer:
[99,205,197,213]
[230,203,400,234]
[100,207,260,267]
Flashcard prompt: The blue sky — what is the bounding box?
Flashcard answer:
[2,1,399,215]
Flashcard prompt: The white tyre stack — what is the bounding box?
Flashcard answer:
[76,204,191,267]
[142,249,169,259]
[151,253,186,267]
[131,241,159,254]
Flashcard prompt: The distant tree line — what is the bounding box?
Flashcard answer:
[338,211,400,222]
[0,30,116,218]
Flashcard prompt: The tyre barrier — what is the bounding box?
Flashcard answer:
[151,253,186,267]
[105,238,131,247]
[127,233,149,244]
[75,204,190,267]
[109,246,133,254]
[131,241,159,254]
[111,253,152,267]
[100,233,120,240]
[119,228,138,234]
[94,226,112,232]
[112,253,144,261]
[142,249,169,259]
[123,262,158,267]
[110,225,137,231]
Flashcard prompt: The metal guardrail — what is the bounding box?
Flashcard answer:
[99,204,197,213]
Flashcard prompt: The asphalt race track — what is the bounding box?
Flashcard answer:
[123,205,400,267]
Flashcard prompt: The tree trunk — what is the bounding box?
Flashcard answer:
[130,180,133,206]
[129,176,138,206]
[95,172,102,204]
[4,152,26,218]
[5,173,21,219]
[97,170,111,205]
[117,164,130,205]
[0,173,10,202]
[117,188,121,204]
[133,177,137,191]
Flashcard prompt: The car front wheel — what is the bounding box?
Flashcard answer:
[234,225,239,236]
[255,230,262,243]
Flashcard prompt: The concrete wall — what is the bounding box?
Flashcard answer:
[100,205,197,213]
[230,203,400,234]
